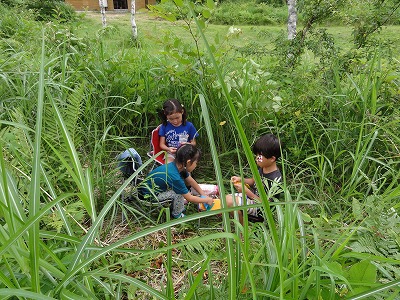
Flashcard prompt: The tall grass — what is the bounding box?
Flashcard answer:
[1,1,400,299]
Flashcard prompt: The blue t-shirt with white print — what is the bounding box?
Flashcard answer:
[159,121,198,149]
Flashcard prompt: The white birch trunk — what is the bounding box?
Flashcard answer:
[287,0,297,40]
[131,0,138,39]
[99,0,107,27]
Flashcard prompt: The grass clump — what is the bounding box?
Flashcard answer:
[0,0,400,299]
[26,0,78,23]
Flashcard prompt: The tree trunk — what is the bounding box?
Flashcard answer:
[287,0,297,40]
[131,0,138,39]
[99,0,107,27]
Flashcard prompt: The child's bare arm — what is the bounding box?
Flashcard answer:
[159,136,176,153]
[185,176,204,195]
[182,192,214,205]
[232,177,259,200]
[231,176,255,186]
[244,188,259,201]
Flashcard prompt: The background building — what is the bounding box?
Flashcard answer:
[66,0,155,11]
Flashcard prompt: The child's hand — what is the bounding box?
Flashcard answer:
[231,176,241,183]
[232,177,250,192]
[200,195,214,206]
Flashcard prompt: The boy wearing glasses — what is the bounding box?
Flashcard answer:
[226,133,283,224]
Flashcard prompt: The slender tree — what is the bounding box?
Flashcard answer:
[287,0,297,40]
[98,0,107,27]
[131,0,138,39]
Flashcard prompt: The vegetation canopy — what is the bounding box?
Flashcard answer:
[0,0,399,299]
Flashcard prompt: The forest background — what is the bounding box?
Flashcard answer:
[0,0,400,299]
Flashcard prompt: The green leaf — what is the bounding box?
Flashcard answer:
[325,261,343,276]
[348,260,376,284]
[174,0,183,7]
[197,19,206,30]
[301,212,312,222]
[60,288,89,300]
[0,289,56,299]
[206,0,215,9]
[202,9,211,19]
[352,197,363,220]
[210,44,216,52]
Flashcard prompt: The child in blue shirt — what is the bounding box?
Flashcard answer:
[158,99,199,163]
[138,144,214,218]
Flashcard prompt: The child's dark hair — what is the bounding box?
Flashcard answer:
[158,98,187,126]
[252,134,282,160]
[175,144,201,166]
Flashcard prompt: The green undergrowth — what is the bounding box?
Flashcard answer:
[0,1,400,299]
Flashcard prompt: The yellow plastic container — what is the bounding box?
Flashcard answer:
[198,199,222,211]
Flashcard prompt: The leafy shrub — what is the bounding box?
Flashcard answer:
[210,1,288,25]
[149,1,203,21]
[0,4,38,39]
[26,0,77,23]
[0,0,25,6]
[152,0,288,25]
[255,0,286,6]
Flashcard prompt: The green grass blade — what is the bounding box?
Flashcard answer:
[0,289,57,300]
[49,95,96,219]
[90,272,169,300]
[197,94,239,295]
[184,251,214,300]
[0,193,75,257]
[189,5,284,297]
[28,27,46,293]
[346,279,400,300]
[57,221,237,293]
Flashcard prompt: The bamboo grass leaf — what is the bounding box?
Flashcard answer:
[57,158,161,290]
[40,164,75,236]
[49,97,96,219]
[0,193,75,257]
[28,28,47,293]
[91,272,168,300]
[188,4,284,297]
[60,288,92,300]
[197,94,241,297]
[57,222,237,293]
[0,144,23,232]
[184,251,214,300]
[0,289,57,300]
[0,271,16,289]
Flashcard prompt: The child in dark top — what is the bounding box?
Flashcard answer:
[226,133,283,225]
[158,99,199,163]
[138,144,214,219]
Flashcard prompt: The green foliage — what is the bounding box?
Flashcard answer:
[1,0,400,298]
[342,0,400,47]
[153,0,289,25]
[26,0,78,23]
[351,197,400,265]
[256,0,286,7]
[298,0,346,26]
[0,0,25,6]
[0,4,40,42]
[210,1,288,25]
